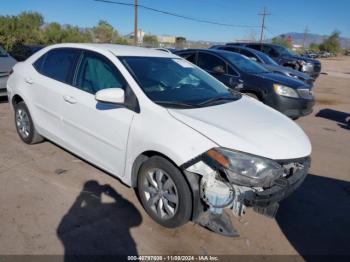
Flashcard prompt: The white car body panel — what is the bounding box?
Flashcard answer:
[168,96,311,160]
[7,43,312,187]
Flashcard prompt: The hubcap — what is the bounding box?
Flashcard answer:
[16,109,30,138]
[142,168,179,219]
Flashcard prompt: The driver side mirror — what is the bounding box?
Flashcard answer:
[212,65,225,75]
[95,88,125,104]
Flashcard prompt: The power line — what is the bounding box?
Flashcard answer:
[259,7,270,43]
[94,0,260,28]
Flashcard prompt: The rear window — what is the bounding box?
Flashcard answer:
[33,48,81,84]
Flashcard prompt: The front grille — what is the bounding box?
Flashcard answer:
[313,64,321,72]
[298,88,313,99]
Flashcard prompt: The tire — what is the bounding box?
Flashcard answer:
[14,101,44,144]
[245,92,259,100]
[137,156,192,228]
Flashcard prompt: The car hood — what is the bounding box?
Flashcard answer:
[0,55,17,74]
[251,72,306,88]
[284,54,320,64]
[263,64,313,81]
[168,96,311,160]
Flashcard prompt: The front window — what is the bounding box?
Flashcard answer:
[223,53,269,75]
[120,57,241,108]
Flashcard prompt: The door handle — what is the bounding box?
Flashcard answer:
[63,95,77,104]
[25,77,34,85]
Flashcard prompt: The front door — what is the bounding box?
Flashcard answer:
[60,50,135,177]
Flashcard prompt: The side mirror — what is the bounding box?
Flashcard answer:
[229,77,244,89]
[212,65,225,75]
[95,88,125,104]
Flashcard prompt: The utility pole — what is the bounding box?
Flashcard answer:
[134,0,138,46]
[259,7,270,43]
[302,26,309,48]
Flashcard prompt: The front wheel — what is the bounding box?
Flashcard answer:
[137,156,192,228]
[14,101,43,144]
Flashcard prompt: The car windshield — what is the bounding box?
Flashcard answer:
[274,45,297,56]
[223,52,269,74]
[0,46,8,57]
[257,51,279,66]
[120,56,241,108]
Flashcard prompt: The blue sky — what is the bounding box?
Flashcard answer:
[1,0,349,41]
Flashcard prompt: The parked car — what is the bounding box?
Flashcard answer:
[7,44,311,237]
[10,44,45,62]
[302,51,318,59]
[318,51,331,58]
[227,43,322,79]
[175,49,315,119]
[211,45,314,86]
[0,46,17,97]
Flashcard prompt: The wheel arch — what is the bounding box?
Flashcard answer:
[130,150,182,188]
[12,94,24,107]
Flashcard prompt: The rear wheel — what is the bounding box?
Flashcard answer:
[14,102,43,144]
[137,156,192,228]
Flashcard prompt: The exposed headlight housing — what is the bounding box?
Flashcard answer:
[273,84,299,98]
[206,148,283,187]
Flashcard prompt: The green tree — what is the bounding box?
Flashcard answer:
[143,34,159,47]
[92,20,119,43]
[309,43,320,52]
[0,12,44,50]
[42,22,65,44]
[319,31,341,53]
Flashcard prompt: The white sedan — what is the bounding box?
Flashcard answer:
[7,43,311,237]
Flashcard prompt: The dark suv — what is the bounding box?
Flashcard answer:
[175,49,315,119]
[227,43,321,79]
[211,45,314,86]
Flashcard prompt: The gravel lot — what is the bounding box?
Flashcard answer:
[0,57,349,258]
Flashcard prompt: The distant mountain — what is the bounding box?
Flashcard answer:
[273,32,350,48]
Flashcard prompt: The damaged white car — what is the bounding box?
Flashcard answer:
[7,44,311,236]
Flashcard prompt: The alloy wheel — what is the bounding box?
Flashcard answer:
[16,108,30,139]
[141,168,179,220]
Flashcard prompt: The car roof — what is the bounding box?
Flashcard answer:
[42,43,179,58]
[175,48,241,58]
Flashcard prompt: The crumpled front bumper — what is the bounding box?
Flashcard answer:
[246,157,310,208]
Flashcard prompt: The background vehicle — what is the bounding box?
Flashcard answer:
[7,44,311,237]
[9,44,45,61]
[211,45,314,86]
[227,43,322,79]
[175,49,315,119]
[0,46,17,97]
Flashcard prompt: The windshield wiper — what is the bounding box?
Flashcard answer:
[197,96,237,107]
[155,101,198,108]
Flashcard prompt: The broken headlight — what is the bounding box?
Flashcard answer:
[206,148,283,188]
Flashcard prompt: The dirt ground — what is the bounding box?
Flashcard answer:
[0,57,349,258]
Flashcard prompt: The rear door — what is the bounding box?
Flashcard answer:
[60,50,135,176]
[30,48,81,142]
